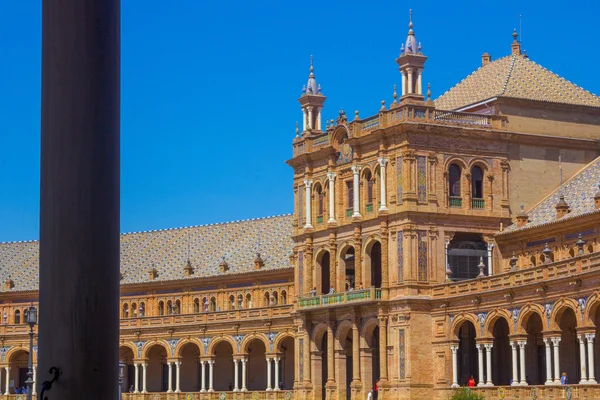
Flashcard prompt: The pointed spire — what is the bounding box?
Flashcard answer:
[401,9,421,55]
[511,28,521,55]
[408,9,414,35]
[303,55,321,95]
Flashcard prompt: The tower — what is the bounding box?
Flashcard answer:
[299,56,326,134]
[396,10,427,100]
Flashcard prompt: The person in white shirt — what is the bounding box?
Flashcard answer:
[367,390,373,400]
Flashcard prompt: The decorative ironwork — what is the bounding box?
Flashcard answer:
[40,367,61,400]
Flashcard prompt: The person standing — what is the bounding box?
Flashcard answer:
[561,372,568,385]
[468,374,476,387]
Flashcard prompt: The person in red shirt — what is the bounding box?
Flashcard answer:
[373,378,380,399]
[467,374,476,387]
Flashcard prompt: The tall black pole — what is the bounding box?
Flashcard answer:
[26,326,33,400]
[39,0,120,399]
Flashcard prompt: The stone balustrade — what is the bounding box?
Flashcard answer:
[298,287,381,309]
[436,384,600,400]
[121,391,295,400]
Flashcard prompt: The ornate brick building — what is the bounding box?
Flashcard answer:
[2,12,600,400]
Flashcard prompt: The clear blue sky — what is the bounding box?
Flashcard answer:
[1,0,599,242]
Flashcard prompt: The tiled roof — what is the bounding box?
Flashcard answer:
[435,55,600,111]
[0,214,294,293]
[502,157,600,233]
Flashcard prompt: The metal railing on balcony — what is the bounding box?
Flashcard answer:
[471,198,485,209]
[449,197,462,208]
[298,287,381,309]
[121,391,295,400]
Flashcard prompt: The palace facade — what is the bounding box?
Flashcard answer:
[2,13,600,400]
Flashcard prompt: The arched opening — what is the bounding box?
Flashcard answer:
[448,233,488,280]
[318,251,331,295]
[315,183,324,223]
[366,241,382,289]
[245,293,252,308]
[213,341,234,391]
[158,301,165,316]
[364,169,374,212]
[281,290,287,305]
[315,331,329,400]
[471,166,484,200]
[237,294,243,309]
[340,246,356,291]
[202,297,209,312]
[594,306,600,377]
[123,304,129,318]
[530,256,537,267]
[146,344,168,392]
[166,300,173,315]
[139,302,145,317]
[8,350,29,393]
[558,308,579,383]
[193,298,200,313]
[273,292,279,306]
[175,300,181,314]
[14,310,21,324]
[131,302,137,317]
[264,292,271,306]
[119,346,135,393]
[337,327,354,400]
[229,295,236,310]
[180,343,201,392]
[540,251,555,264]
[363,325,380,392]
[449,164,462,206]
[246,339,268,390]
[210,297,216,312]
[491,318,511,385]
[524,312,545,385]
[457,321,477,386]
[278,337,295,390]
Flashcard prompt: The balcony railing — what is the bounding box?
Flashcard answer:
[345,208,353,217]
[449,196,462,208]
[298,288,381,309]
[471,198,485,209]
[366,203,373,213]
[437,384,600,400]
[122,391,295,400]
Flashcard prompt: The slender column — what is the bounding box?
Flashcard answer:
[4,366,10,395]
[416,69,423,95]
[327,173,337,223]
[241,358,248,391]
[352,322,361,383]
[587,334,597,384]
[544,338,553,385]
[274,357,280,390]
[200,361,206,392]
[266,357,273,391]
[134,363,140,393]
[379,317,388,381]
[302,110,307,132]
[351,165,362,218]
[142,363,148,393]
[39,1,120,399]
[450,345,459,388]
[552,337,561,384]
[303,330,311,384]
[510,341,518,385]
[233,359,240,391]
[308,106,314,130]
[316,107,322,131]
[579,334,588,384]
[407,68,414,94]
[485,343,493,386]
[208,360,215,392]
[175,361,181,393]
[33,365,37,395]
[304,180,313,229]
[487,243,493,276]
[476,344,485,386]
[378,158,389,211]
[167,362,173,392]
[401,71,406,96]
[327,323,335,384]
[518,341,527,385]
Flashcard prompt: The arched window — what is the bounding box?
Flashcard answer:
[166,300,173,315]
[23,309,29,324]
[139,302,145,317]
[273,292,279,306]
[315,183,324,222]
[131,302,137,317]
[193,298,200,313]
[175,300,181,314]
[449,164,461,197]
[264,292,271,306]
[245,293,252,308]
[365,170,374,207]
[209,297,217,312]
[15,310,21,324]
[122,304,129,318]
[346,181,354,213]
[281,290,287,305]
[202,297,209,312]
[237,294,244,309]
[229,295,236,310]
[530,256,537,267]
[158,301,165,316]
[471,166,483,199]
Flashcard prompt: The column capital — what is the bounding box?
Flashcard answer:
[327,172,336,180]
[509,341,517,349]
[377,157,389,167]
[586,333,596,342]
[241,358,248,363]
[233,358,239,363]
[551,337,561,345]
[484,343,493,350]
[450,345,459,353]
[303,179,313,187]
[518,341,527,347]
[351,165,361,174]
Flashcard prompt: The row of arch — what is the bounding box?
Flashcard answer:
[2,308,33,325]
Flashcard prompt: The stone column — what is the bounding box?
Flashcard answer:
[167,362,173,392]
[487,243,493,276]
[304,330,311,384]
[208,360,215,392]
[142,363,148,393]
[485,343,493,386]
[233,359,240,391]
[304,180,314,229]
[407,68,413,94]
[134,363,140,393]
[381,220,389,289]
[352,165,362,218]
[327,324,335,384]
[378,158,388,211]
[352,322,361,384]
[200,361,206,392]
[476,344,484,386]
[552,337,561,384]
[274,357,280,390]
[579,334,588,384]
[303,110,307,132]
[317,107,322,131]
[416,69,423,95]
[401,71,406,96]
[175,361,181,392]
[510,341,518,385]
[266,357,273,390]
[241,358,248,391]
[39,1,120,399]
[4,366,10,395]
[587,334,597,384]
[327,173,337,223]
[543,338,553,385]
[379,316,388,382]
[518,341,527,385]
[450,345,459,388]
[308,106,314,130]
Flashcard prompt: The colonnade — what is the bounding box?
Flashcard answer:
[2,364,36,395]
[303,158,389,229]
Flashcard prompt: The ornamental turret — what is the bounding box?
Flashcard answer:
[396,10,427,100]
[299,56,326,134]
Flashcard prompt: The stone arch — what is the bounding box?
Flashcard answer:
[443,156,468,171]
[334,320,354,350]
[483,309,513,337]
[450,313,480,338]
[362,236,382,255]
[585,293,600,326]
[140,339,171,360]
[174,338,204,358]
[240,333,270,354]
[550,298,580,330]
[273,332,295,353]
[467,158,491,172]
[332,126,349,149]
[119,341,139,359]
[6,345,34,363]
[310,322,329,349]
[207,335,238,356]
[516,304,546,334]
[360,317,379,348]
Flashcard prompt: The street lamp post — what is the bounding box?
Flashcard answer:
[25,305,37,400]
[118,361,125,399]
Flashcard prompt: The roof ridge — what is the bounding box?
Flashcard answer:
[499,55,517,96]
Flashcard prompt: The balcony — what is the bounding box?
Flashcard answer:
[298,287,381,309]
[449,197,462,208]
[471,198,485,209]
[122,391,294,400]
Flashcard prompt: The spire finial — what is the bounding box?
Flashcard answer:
[408,9,414,34]
[310,55,314,74]
[392,84,398,104]
[427,83,431,100]
[295,121,299,137]
[512,28,518,42]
